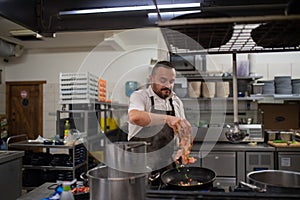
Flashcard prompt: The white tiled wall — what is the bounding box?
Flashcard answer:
[249,52,300,80]
[291,63,300,79]
[43,83,60,139]
[207,52,300,80]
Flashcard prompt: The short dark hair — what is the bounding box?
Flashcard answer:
[151,61,174,76]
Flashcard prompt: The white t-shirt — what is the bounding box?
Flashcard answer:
[128,86,186,140]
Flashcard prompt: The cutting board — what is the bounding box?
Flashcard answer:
[268,141,300,147]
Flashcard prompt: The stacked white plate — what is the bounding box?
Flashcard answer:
[274,76,292,94]
[292,79,300,94]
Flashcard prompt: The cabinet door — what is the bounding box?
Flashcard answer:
[246,152,274,174]
[201,152,236,176]
[278,152,300,172]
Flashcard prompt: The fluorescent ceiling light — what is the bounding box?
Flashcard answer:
[59,3,200,15]
[148,10,200,18]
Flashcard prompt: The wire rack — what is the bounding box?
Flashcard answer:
[159,14,300,54]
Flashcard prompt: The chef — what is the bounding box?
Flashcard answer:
[128,61,192,180]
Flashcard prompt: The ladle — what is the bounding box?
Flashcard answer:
[225,50,248,143]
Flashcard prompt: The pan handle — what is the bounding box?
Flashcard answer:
[148,171,160,182]
[239,181,266,193]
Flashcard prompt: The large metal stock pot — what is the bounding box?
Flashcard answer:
[87,165,147,200]
[245,170,300,194]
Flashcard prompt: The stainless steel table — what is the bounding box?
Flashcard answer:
[17,182,57,200]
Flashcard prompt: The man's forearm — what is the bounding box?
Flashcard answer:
[129,110,167,127]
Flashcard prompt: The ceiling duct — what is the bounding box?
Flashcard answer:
[0,39,24,57]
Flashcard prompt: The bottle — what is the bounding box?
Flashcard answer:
[64,120,71,140]
[60,180,75,200]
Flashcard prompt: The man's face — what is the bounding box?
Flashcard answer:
[150,67,176,99]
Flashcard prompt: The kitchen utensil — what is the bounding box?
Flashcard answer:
[87,166,147,200]
[225,50,247,143]
[160,167,216,190]
[225,124,248,143]
[240,170,300,194]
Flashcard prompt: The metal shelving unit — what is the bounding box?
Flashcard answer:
[56,102,128,164]
[8,135,87,188]
[159,14,300,54]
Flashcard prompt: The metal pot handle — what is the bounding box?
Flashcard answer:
[239,181,266,193]
[148,171,160,182]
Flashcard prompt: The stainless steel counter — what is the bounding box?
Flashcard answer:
[192,142,300,152]
[17,182,56,200]
[192,142,276,152]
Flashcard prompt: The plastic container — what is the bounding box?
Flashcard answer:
[188,81,201,98]
[60,180,76,200]
[125,81,138,97]
[64,120,71,139]
[202,82,215,98]
[216,82,230,97]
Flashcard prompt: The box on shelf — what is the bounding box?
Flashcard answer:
[98,78,108,102]
[59,72,98,104]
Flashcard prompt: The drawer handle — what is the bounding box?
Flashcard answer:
[215,156,219,159]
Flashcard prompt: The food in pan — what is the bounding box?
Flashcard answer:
[174,130,196,165]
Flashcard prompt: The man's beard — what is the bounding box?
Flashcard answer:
[154,86,171,99]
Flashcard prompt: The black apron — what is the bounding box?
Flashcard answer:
[130,96,177,185]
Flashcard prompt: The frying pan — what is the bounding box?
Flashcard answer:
[160,167,216,190]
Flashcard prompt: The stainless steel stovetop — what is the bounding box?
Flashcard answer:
[145,185,300,200]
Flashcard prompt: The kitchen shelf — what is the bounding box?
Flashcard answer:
[181,96,264,101]
[9,141,81,149]
[159,14,300,54]
[57,102,128,164]
[179,75,263,82]
[250,94,300,101]
[8,136,88,187]
[22,162,87,171]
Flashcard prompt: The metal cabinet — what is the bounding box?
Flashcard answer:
[201,151,236,176]
[245,152,274,176]
[201,151,236,189]
[278,152,300,172]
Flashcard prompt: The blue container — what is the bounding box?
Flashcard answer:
[125,81,138,97]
